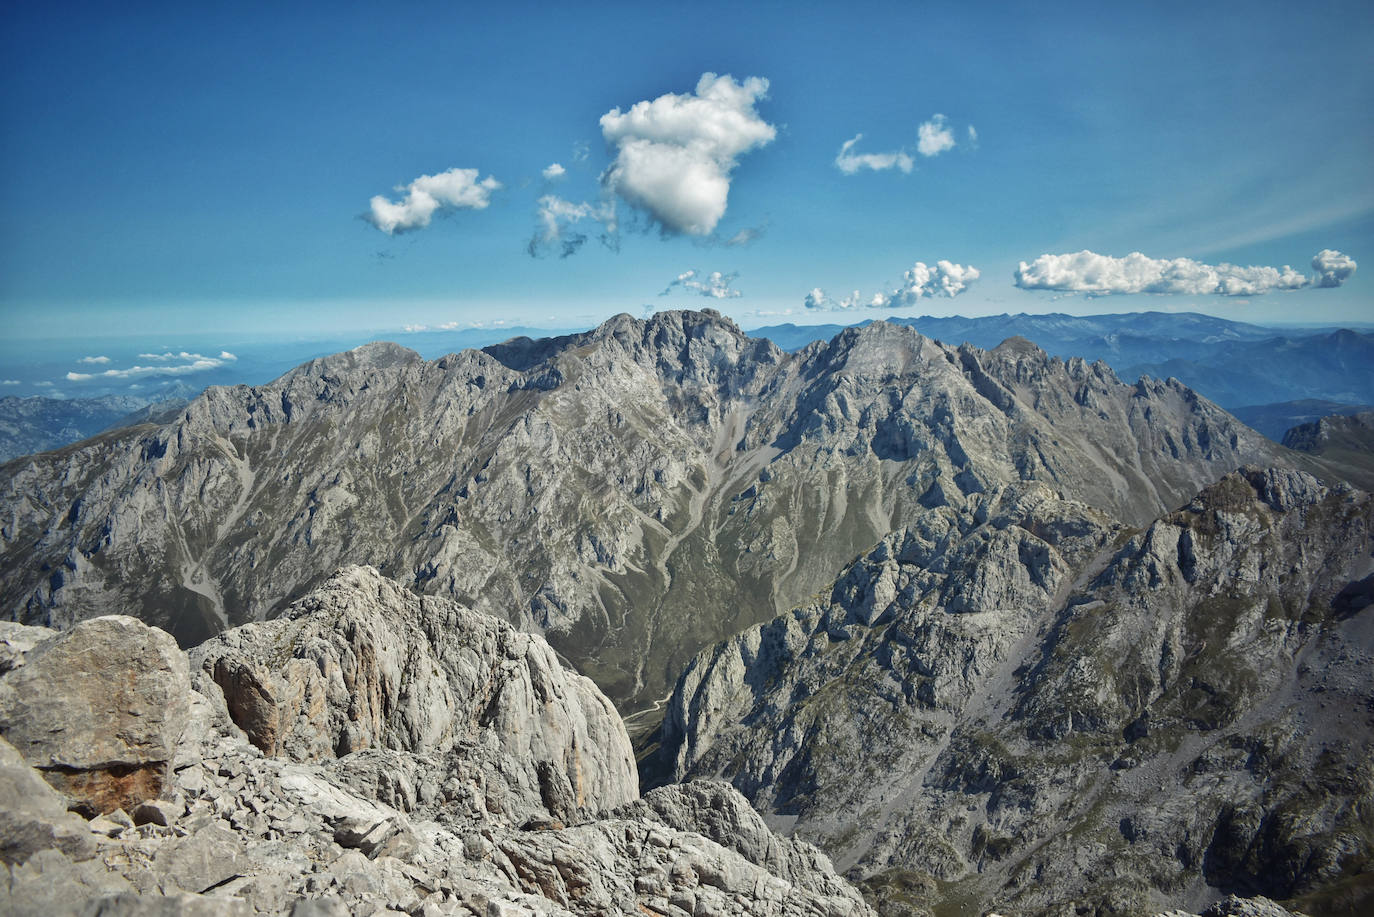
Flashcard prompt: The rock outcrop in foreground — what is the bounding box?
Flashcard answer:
[0,566,873,917]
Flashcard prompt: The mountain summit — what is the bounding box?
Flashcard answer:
[1,310,1283,714]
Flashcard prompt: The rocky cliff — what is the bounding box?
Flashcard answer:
[650,468,1374,914]
[0,311,1280,714]
[0,566,874,916]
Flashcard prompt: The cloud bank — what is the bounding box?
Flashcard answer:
[661,269,742,299]
[1013,249,1357,295]
[365,167,501,235]
[66,352,235,382]
[804,260,980,310]
[600,73,775,236]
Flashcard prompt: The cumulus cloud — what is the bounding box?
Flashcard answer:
[2,380,19,385]
[917,115,957,157]
[528,194,619,258]
[77,355,111,365]
[365,167,501,235]
[1313,249,1357,288]
[1013,249,1356,295]
[661,269,742,299]
[542,163,566,181]
[803,260,979,310]
[66,353,232,382]
[834,134,914,174]
[600,72,776,236]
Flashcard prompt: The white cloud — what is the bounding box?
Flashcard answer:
[804,260,980,311]
[661,269,743,299]
[572,141,590,163]
[437,321,460,330]
[139,350,232,362]
[529,194,618,258]
[1013,249,1354,295]
[77,355,111,365]
[542,163,566,181]
[834,134,914,174]
[917,114,957,157]
[365,167,501,235]
[600,72,775,236]
[66,354,231,382]
[893,260,981,302]
[1313,249,1358,288]
[1,380,19,385]
[966,125,979,148]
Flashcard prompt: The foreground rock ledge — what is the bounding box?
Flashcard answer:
[0,566,874,916]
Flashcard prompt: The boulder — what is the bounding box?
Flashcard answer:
[0,616,190,814]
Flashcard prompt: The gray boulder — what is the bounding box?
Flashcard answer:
[0,615,190,814]
[0,736,97,864]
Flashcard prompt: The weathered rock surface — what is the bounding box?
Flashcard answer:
[0,736,97,865]
[0,311,1281,714]
[192,565,638,824]
[0,567,874,917]
[0,615,190,814]
[653,468,1374,915]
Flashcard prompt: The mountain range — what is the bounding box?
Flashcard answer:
[752,313,1374,436]
[1,309,1369,915]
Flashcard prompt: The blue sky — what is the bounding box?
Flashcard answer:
[2,0,1371,343]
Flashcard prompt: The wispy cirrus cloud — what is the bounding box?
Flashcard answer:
[661,269,742,299]
[364,167,501,235]
[528,194,619,258]
[834,134,913,174]
[600,72,776,236]
[1013,249,1357,295]
[804,259,980,310]
[834,114,973,176]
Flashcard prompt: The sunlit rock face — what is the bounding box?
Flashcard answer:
[0,310,1277,717]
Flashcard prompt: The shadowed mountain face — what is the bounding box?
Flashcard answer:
[0,311,1281,714]
[653,468,1374,914]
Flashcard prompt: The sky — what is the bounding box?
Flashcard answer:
[1,0,1372,348]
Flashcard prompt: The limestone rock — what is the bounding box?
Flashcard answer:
[192,565,638,824]
[0,736,97,864]
[0,311,1282,717]
[0,615,190,814]
[654,468,1374,914]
